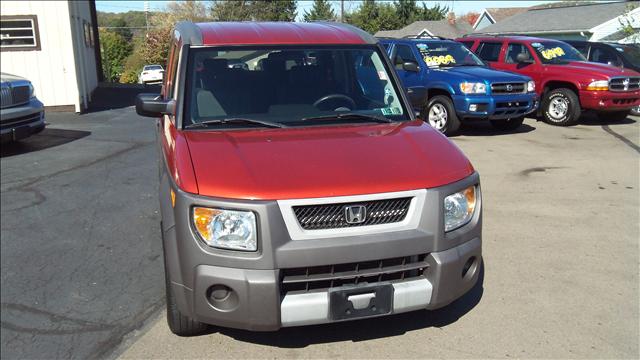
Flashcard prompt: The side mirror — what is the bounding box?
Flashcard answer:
[135,93,175,117]
[516,53,533,64]
[406,87,428,109]
[402,61,420,72]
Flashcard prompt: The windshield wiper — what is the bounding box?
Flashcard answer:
[301,112,395,123]
[185,117,286,129]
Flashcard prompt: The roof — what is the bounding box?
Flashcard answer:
[478,1,630,34]
[190,22,374,46]
[460,35,566,42]
[374,20,473,39]
[484,7,529,22]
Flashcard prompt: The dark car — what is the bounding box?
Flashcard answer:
[564,41,640,115]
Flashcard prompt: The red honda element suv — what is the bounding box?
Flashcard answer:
[136,21,482,336]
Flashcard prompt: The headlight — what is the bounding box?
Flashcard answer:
[192,207,257,251]
[527,80,535,92]
[460,82,487,94]
[444,186,477,232]
[28,83,35,98]
[586,80,609,91]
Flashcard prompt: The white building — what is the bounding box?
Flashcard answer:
[0,0,100,112]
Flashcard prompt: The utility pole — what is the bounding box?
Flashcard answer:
[144,1,149,35]
[340,0,344,22]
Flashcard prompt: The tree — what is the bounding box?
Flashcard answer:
[210,0,254,21]
[254,0,297,22]
[99,29,132,82]
[165,0,209,23]
[460,11,480,26]
[394,0,418,27]
[303,0,336,22]
[416,2,448,21]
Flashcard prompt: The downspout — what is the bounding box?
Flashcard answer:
[89,0,103,82]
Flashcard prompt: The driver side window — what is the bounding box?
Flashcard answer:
[393,44,418,70]
[505,43,531,64]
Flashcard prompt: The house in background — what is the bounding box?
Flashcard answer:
[0,0,101,112]
[375,13,472,39]
[477,2,639,43]
[473,7,529,31]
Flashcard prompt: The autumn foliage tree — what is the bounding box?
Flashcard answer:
[460,11,480,26]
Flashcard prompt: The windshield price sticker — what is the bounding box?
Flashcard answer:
[540,47,566,60]
[424,54,456,66]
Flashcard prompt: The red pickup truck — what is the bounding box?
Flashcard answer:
[457,36,640,125]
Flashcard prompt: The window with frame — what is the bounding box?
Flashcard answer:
[83,21,92,48]
[393,44,418,69]
[476,42,502,62]
[505,43,532,64]
[0,15,40,51]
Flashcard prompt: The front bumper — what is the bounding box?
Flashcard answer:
[453,93,538,120]
[0,97,45,143]
[579,89,640,111]
[161,172,482,331]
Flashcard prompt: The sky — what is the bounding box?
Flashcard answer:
[96,1,564,20]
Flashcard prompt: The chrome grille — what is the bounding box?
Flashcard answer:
[610,77,640,92]
[292,197,412,230]
[0,86,11,108]
[280,254,429,293]
[491,82,526,94]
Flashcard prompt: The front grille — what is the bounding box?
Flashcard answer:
[0,86,11,108]
[610,77,640,92]
[280,254,429,293]
[491,82,525,94]
[293,197,412,230]
[11,85,30,105]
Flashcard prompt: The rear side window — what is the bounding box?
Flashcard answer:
[476,42,502,62]
[590,47,622,67]
[505,43,532,64]
[393,44,419,69]
[572,44,589,58]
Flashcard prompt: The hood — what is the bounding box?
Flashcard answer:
[554,61,640,78]
[184,122,474,200]
[434,66,530,83]
[0,72,27,83]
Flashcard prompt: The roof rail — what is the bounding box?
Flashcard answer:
[403,34,451,40]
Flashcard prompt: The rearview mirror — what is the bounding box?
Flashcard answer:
[402,61,420,72]
[406,87,428,109]
[135,93,175,117]
[516,53,533,64]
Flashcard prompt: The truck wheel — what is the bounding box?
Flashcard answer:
[598,111,630,122]
[542,88,581,126]
[424,95,460,135]
[163,232,208,336]
[631,106,640,116]
[490,117,524,131]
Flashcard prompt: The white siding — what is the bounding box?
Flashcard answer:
[0,0,99,111]
[589,8,640,42]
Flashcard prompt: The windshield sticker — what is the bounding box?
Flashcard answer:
[531,42,542,48]
[378,70,388,80]
[380,107,402,116]
[417,43,428,49]
[424,55,456,66]
[540,47,565,60]
[381,108,393,116]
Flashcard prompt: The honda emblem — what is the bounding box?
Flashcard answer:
[344,205,367,224]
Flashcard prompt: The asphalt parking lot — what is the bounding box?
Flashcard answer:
[1,101,638,359]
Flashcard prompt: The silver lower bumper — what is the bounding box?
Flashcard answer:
[281,278,433,327]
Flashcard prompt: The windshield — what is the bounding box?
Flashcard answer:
[144,65,163,71]
[185,46,409,128]
[530,41,586,64]
[415,41,484,68]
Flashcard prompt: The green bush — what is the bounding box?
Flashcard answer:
[119,70,139,84]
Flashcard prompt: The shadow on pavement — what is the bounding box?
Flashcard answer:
[0,128,91,158]
[211,265,484,348]
[451,122,536,137]
[575,112,637,126]
[85,84,161,113]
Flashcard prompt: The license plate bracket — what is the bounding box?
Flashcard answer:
[329,283,393,320]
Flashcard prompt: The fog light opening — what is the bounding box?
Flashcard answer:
[469,104,478,112]
[462,256,477,279]
[206,284,239,311]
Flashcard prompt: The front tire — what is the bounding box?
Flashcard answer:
[424,95,460,135]
[490,117,524,131]
[542,88,581,126]
[598,110,630,122]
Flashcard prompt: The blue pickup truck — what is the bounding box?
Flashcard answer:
[380,38,538,135]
